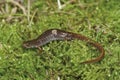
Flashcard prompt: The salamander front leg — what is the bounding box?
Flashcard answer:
[36,47,43,55]
[38,47,43,52]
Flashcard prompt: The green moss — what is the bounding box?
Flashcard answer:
[0,0,120,80]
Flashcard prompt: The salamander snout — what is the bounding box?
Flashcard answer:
[22,41,35,48]
[22,42,30,48]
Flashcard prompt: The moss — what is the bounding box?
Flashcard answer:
[0,0,120,80]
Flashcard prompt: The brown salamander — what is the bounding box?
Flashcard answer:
[23,29,105,64]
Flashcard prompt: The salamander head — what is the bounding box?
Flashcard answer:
[23,40,39,48]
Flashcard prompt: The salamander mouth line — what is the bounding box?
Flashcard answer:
[23,29,105,64]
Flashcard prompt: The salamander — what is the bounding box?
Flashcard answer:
[23,29,105,64]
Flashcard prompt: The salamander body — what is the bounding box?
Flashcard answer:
[23,29,105,64]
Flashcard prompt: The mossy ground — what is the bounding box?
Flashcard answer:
[0,0,120,80]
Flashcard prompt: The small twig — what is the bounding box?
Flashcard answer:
[0,0,27,15]
[5,2,9,13]
[9,0,27,15]
[6,7,17,22]
[57,0,62,9]
[86,19,91,30]
[27,0,30,25]
[29,9,38,26]
[57,0,76,10]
